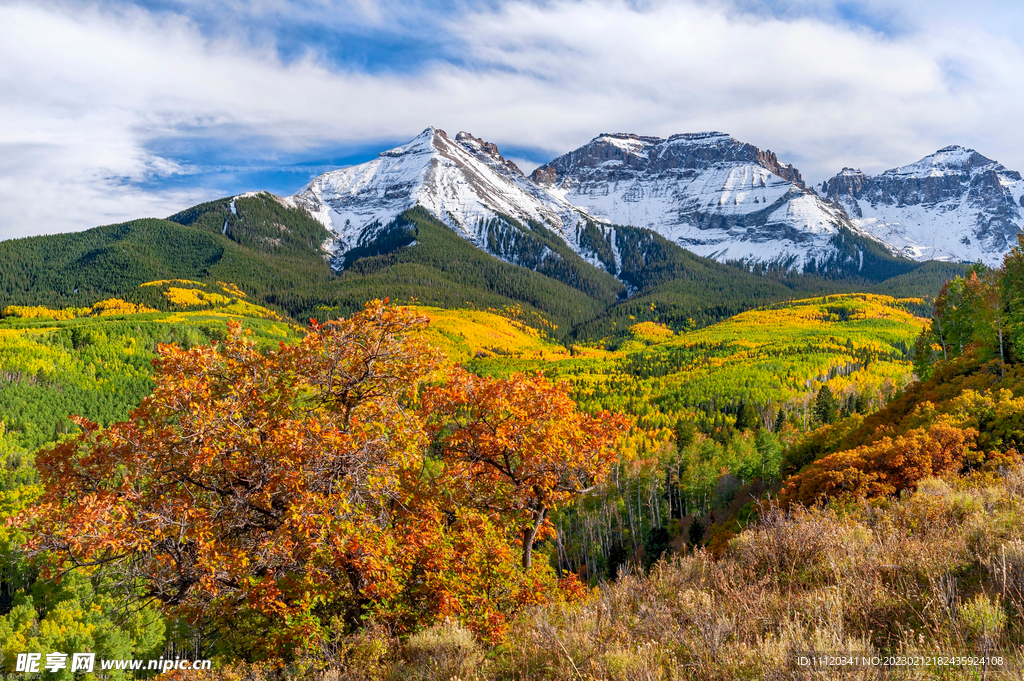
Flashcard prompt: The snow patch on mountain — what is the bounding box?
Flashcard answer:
[283,128,586,264]
[532,132,874,271]
[820,146,1024,265]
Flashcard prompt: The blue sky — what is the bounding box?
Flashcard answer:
[2,0,1023,239]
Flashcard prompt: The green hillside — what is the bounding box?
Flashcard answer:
[0,194,338,317]
[0,194,966,343]
[0,282,297,451]
[323,207,623,333]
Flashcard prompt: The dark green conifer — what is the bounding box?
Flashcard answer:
[814,385,839,424]
[674,417,697,451]
[735,400,759,431]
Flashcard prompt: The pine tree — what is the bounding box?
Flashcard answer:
[773,408,787,433]
[735,400,759,431]
[674,417,697,451]
[687,519,705,547]
[814,385,838,424]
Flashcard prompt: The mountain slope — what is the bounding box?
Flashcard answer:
[0,193,629,336]
[0,193,342,317]
[820,146,1024,265]
[325,207,622,333]
[531,132,887,274]
[284,128,586,264]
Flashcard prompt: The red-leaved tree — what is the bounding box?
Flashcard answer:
[23,301,625,656]
[422,368,630,569]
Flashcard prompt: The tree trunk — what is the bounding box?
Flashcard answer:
[936,316,948,361]
[998,311,1006,377]
[522,505,547,569]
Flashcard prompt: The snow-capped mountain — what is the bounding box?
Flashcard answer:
[284,127,585,264]
[530,132,874,271]
[289,128,1008,281]
[820,146,1024,266]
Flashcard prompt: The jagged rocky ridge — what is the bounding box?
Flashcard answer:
[820,146,1024,266]
[529,131,884,273]
[284,129,1024,281]
[284,128,586,270]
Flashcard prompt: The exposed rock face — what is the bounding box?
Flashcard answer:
[820,169,871,218]
[283,127,584,266]
[531,132,803,186]
[755,149,803,185]
[820,146,1024,265]
[288,128,1024,280]
[530,132,871,270]
[454,131,526,177]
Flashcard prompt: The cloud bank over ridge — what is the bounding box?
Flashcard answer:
[1,0,1023,239]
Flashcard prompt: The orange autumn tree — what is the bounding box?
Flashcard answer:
[25,301,437,654]
[23,301,621,656]
[780,421,982,505]
[422,368,631,569]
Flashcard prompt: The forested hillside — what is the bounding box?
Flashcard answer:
[4,261,1024,676]
[0,280,296,450]
[0,194,338,318]
[5,195,1015,680]
[0,193,966,343]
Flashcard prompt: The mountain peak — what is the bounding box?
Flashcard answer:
[594,132,663,143]
[589,131,735,146]
[822,145,1024,264]
[379,127,442,158]
[532,130,803,186]
[528,130,854,270]
[666,131,733,143]
[285,128,583,266]
[889,146,995,178]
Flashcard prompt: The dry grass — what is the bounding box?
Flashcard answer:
[179,469,1024,680]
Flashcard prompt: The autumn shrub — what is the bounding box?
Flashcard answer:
[22,301,626,659]
[917,475,956,496]
[422,367,630,571]
[780,421,982,505]
[730,504,852,586]
[958,593,1007,652]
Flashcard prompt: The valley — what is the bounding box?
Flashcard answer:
[3,125,1024,678]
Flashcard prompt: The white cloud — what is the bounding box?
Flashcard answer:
[1,0,1024,239]
[451,0,1024,177]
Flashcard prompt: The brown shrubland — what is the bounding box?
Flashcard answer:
[171,465,1024,680]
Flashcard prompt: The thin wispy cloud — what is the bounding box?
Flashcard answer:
[1,0,1023,239]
